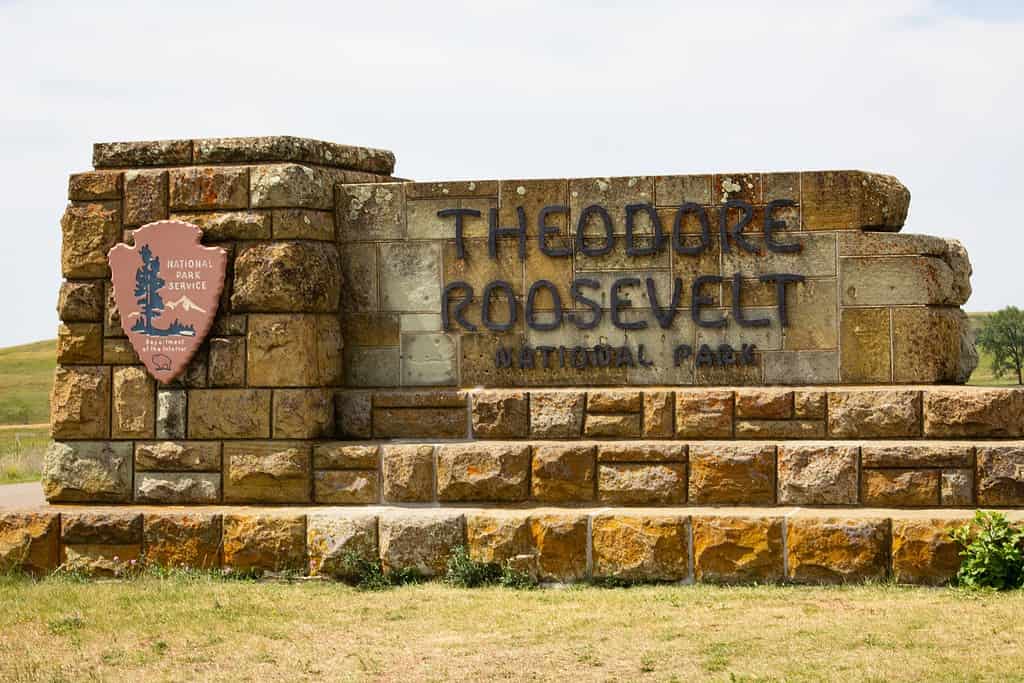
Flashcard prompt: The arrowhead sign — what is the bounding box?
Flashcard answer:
[108,221,227,383]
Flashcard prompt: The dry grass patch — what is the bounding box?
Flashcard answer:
[0,575,1023,681]
[0,426,49,484]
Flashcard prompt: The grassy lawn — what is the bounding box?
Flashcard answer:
[0,576,1021,682]
[0,426,49,484]
[0,340,54,426]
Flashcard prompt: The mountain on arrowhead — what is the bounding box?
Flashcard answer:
[163,296,207,313]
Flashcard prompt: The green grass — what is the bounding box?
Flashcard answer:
[0,340,54,426]
[0,426,49,484]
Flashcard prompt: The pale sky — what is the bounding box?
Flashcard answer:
[1,0,1021,347]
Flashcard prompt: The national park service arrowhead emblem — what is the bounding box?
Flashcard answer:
[108,221,227,383]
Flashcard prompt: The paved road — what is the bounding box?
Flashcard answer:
[0,482,45,508]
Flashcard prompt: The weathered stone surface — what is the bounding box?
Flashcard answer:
[436,443,530,502]
[156,390,187,439]
[693,516,784,583]
[188,389,271,439]
[794,391,826,419]
[272,208,334,240]
[112,366,155,439]
[62,512,142,545]
[839,308,892,383]
[222,514,306,574]
[143,513,222,570]
[273,389,334,439]
[172,210,271,241]
[379,241,441,312]
[103,338,140,365]
[42,441,131,503]
[193,136,394,174]
[787,517,890,584]
[643,391,674,438]
[50,366,110,439]
[941,469,974,506]
[689,445,775,504]
[338,243,377,314]
[783,279,838,350]
[675,391,734,438]
[582,414,640,438]
[530,391,585,438]
[466,512,535,569]
[402,332,457,385]
[529,514,588,582]
[169,166,248,210]
[58,281,104,322]
[735,390,793,419]
[471,392,528,438]
[314,443,378,470]
[62,544,142,577]
[223,441,311,503]
[135,473,220,504]
[828,390,921,438]
[250,164,332,209]
[891,519,962,585]
[247,314,338,387]
[592,514,689,582]
[94,139,193,168]
[598,463,687,505]
[232,242,340,313]
[777,445,859,505]
[764,350,839,385]
[861,443,974,469]
[123,170,168,226]
[335,392,372,439]
[345,347,401,388]
[208,337,245,387]
[69,171,122,201]
[588,390,642,413]
[314,471,379,504]
[382,444,434,502]
[861,469,939,506]
[373,407,467,438]
[531,444,596,502]
[61,201,120,278]
[893,308,969,383]
[734,420,826,439]
[103,280,124,337]
[0,513,59,575]
[57,322,102,364]
[374,390,468,409]
[842,255,966,307]
[924,389,1024,438]
[597,442,687,463]
[976,446,1024,506]
[135,441,220,472]
[801,171,908,230]
[838,231,948,257]
[307,513,378,579]
[337,183,405,241]
[379,512,464,577]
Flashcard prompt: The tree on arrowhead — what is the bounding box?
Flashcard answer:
[133,244,166,335]
[977,307,1024,385]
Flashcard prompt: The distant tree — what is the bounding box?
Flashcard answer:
[133,244,166,334]
[977,307,1024,385]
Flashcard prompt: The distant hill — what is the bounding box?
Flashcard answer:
[0,339,55,425]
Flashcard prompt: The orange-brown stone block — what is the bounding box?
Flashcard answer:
[676,391,734,438]
[0,513,60,576]
[50,366,110,439]
[531,444,596,502]
[597,463,686,505]
[222,513,307,575]
[689,445,775,505]
[891,518,962,586]
[529,514,588,583]
[777,445,859,505]
[643,391,674,438]
[828,390,922,438]
[382,444,434,503]
[223,441,311,504]
[143,513,222,570]
[860,469,941,507]
[436,443,531,502]
[314,471,379,504]
[787,517,890,584]
[735,389,793,419]
[583,414,642,438]
[976,446,1024,506]
[924,389,1024,438]
[693,516,784,583]
[379,512,465,578]
[471,391,528,438]
[307,513,378,580]
[591,514,689,582]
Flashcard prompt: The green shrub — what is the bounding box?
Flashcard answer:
[950,510,1024,590]
[444,546,536,588]
[339,552,424,590]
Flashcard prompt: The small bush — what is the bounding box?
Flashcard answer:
[950,510,1024,590]
[339,552,424,590]
[444,546,502,587]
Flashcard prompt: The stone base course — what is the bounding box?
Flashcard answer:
[4,505,1018,585]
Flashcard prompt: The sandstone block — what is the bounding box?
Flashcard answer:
[58,281,104,322]
[689,445,775,505]
[977,446,1024,506]
[596,442,687,463]
[379,512,465,577]
[42,441,131,502]
[314,443,379,470]
[0,513,59,575]
[530,391,585,438]
[643,391,674,438]
[135,441,220,472]
[860,443,974,469]
[155,389,187,439]
[794,391,826,419]
[172,210,271,240]
[345,347,401,388]
[787,517,890,584]
[801,171,908,230]
[783,279,838,350]
[338,243,377,313]
[50,366,110,439]
[592,514,689,582]
[222,514,307,574]
[893,308,969,383]
[923,389,1024,438]
[373,407,467,438]
[232,242,340,313]
[223,441,311,503]
[93,139,193,167]
[436,443,530,502]
[734,420,826,439]
[335,392,372,439]
[841,255,965,307]
[250,163,332,209]
[62,512,142,545]
[941,469,974,506]
[839,308,892,383]
[307,513,378,579]
[143,513,222,570]
[828,390,921,438]
[272,208,334,240]
[675,391,734,438]
[62,544,142,577]
[597,463,686,505]
[764,350,839,384]
[112,366,155,439]
[57,322,102,364]
[103,338,139,365]
[471,392,528,438]
[582,414,641,438]
[188,389,271,439]
[169,166,248,210]
[861,469,939,506]
[529,514,588,583]
[891,519,962,586]
[314,471,379,504]
[382,444,434,502]
[777,445,859,505]
[466,512,535,568]
[135,473,220,504]
[60,201,120,278]
[208,337,245,387]
[337,183,405,241]
[531,444,596,502]
[401,332,457,385]
[693,516,784,583]
[193,136,394,174]
[123,170,168,226]
[103,280,124,337]
[587,390,642,413]
[379,241,441,312]
[735,389,793,419]
[273,389,334,439]
[246,314,332,387]
[69,171,122,201]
